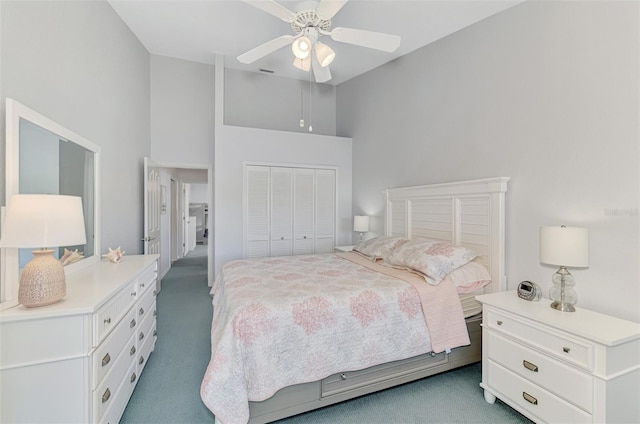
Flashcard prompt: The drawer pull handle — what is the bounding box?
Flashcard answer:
[523,360,538,372]
[153,290,157,296]
[496,320,503,326]
[102,388,111,404]
[139,307,145,315]
[130,319,136,328]
[131,291,137,297]
[563,347,571,353]
[141,282,145,288]
[102,353,111,367]
[340,373,347,381]
[523,392,538,405]
[153,310,157,317]
[103,317,111,325]
[139,331,145,341]
[139,356,145,365]
[130,345,136,356]
[130,372,137,383]
[153,329,158,337]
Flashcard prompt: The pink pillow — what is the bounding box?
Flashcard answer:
[385,238,479,285]
[353,236,409,262]
[446,261,491,293]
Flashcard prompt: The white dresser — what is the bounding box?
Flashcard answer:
[0,254,159,424]
[477,291,640,423]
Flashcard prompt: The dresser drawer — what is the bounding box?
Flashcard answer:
[98,361,137,424]
[486,308,593,370]
[91,307,137,389]
[94,281,137,346]
[137,318,157,374]
[137,264,157,299]
[136,285,156,321]
[486,331,593,412]
[487,360,591,423]
[92,334,135,423]
[138,300,156,346]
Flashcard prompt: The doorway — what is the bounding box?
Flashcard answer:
[145,159,213,287]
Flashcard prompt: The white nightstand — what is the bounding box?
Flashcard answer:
[334,245,355,253]
[476,291,640,423]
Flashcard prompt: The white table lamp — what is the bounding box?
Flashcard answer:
[540,225,589,312]
[353,215,370,243]
[0,194,87,307]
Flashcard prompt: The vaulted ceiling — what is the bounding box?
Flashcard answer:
[109,1,522,85]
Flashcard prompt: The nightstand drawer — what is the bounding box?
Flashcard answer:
[487,331,593,412]
[487,360,591,423]
[486,309,593,370]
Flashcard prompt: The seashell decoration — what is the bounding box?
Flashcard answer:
[59,248,85,266]
[103,246,125,263]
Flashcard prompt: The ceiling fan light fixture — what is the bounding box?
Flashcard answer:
[292,36,312,59]
[293,57,311,72]
[314,42,335,67]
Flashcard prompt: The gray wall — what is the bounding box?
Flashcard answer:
[337,1,639,322]
[150,54,215,165]
[1,0,150,255]
[224,69,337,136]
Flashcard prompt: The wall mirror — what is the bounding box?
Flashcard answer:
[1,99,101,303]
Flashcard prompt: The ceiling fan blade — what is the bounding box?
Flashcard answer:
[312,54,332,83]
[243,0,294,22]
[315,0,348,20]
[237,35,295,64]
[330,27,401,52]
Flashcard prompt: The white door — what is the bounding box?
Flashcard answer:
[314,169,336,253]
[244,166,270,258]
[293,168,315,255]
[183,183,191,257]
[143,157,161,255]
[270,167,293,257]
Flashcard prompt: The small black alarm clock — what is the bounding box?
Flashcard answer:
[517,280,541,301]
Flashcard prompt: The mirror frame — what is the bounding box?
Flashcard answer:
[1,98,101,303]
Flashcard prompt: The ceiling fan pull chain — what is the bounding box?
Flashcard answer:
[299,85,305,128]
[308,70,313,132]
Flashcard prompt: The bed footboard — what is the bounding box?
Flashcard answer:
[247,314,482,424]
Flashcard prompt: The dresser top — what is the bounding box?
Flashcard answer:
[0,255,159,322]
[477,291,640,346]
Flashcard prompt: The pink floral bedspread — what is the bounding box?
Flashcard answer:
[200,253,469,424]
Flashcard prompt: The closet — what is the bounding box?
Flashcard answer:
[244,165,336,258]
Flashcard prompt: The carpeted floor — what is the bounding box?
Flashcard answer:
[120,246,531,424]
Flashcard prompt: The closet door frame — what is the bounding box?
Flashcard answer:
[242,161,338,259]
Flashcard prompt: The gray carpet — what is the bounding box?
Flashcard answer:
[120,246,531,424]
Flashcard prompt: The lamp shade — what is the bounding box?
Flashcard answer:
[540,225,589,267]
[353,215,370,233]
[292,36,312,60]
[293,56,311,72]
[315,42,335,67]
[0,194,87,248]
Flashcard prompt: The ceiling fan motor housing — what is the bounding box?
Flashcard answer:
[291,1,332,33]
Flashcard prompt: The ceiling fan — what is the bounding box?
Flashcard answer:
[237,0,401,83]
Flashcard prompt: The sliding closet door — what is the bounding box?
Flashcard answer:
[270,167,293,257]
[314,169,336,253]
[293,168,315,255]
[244,166,270,258]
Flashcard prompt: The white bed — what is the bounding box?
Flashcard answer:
[202,177,509,424]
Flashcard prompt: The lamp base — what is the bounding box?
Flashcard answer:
[18,249,66,308]
[550,301,575,312]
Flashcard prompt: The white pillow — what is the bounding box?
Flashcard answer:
[353,236,409,261]
[385,238,478,285]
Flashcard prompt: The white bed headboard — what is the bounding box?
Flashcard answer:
[384,177,510,294]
